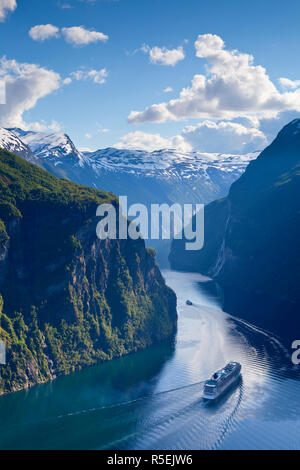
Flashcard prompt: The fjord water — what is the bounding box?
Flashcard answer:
[0,270,299,450]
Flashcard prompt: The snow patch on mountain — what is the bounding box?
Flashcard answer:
[0,128,38,162]
[8,128,84,167]
[0,126,259,207]
[82,147,258,182]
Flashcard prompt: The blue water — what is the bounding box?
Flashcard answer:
[0,270,299,449]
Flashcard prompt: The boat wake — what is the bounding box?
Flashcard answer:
[0,270,298,450]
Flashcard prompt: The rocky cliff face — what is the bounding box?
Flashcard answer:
[0,150,177,395]
[170,120,300,306]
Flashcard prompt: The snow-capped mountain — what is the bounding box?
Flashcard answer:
[0,128,37,163]
[0,126,258,206]
[81,147,258,265]
[0,126,258,265]
[81,147,258,206]
[8,128,83,167]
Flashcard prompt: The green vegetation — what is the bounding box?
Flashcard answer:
[146,247,156,259]
[0,150,177,395]
[0,148,116,238]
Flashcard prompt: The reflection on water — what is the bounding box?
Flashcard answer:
[0,270,299,449]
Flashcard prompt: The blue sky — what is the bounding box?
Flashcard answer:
[1,0,300,153]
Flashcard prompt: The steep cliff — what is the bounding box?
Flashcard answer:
[0,150,177,395]
[170,120,300,305]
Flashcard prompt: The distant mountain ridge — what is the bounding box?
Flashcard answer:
[0,127,258,208]
[81,147,259,207]
[0,127,260,265]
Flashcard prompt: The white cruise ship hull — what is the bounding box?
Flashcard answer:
[202,362,242,400]
[202,374,240,400]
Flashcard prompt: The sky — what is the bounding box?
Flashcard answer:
[1,0,300,153]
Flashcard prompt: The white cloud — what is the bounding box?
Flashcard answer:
[141,45,185,66]
[29,120,62,133]
[79,147,95,152]
[114,131,192,152]
[114,120,267,154]
[164,86,173,93]
[279,77,300,90]
[71,68,108,84]
[0,56,61,129]
[29,24,109,46]
[128,34,300,124]
[85,133,92,139]
[63,77,72,85]
[61,26,108,45]
[182,120,267,153]
[29,24,60,41]
[0,0,16,22]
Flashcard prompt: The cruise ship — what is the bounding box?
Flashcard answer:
[202,362,242,400]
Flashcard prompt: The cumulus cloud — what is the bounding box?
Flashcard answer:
[141,45,185,66]
[29,120,62,133]
[0,0,16,22]
[182,120,267,153]
[114,120,267,154]
[79,147,94,152]
[63,77,72,85]
[0,55,108,130]
[115,131,192,152]
[61,26,108,45]
[279,77,300,90]
[29,24,109,46]
[71,68,108,84]
[128,34,300,124]
[164,86,173,93]
[29,24,60,41]
[0,56,61,129]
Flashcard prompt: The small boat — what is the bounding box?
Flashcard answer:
[186,300,193,305]
[202,362,241,400]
